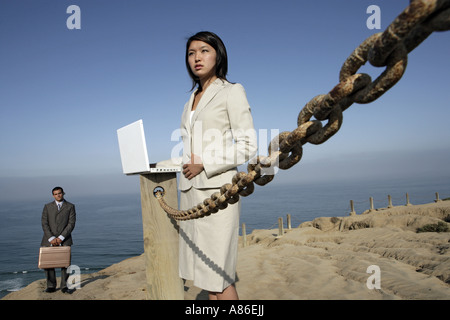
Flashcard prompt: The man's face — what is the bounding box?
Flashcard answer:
[52,189,64,202]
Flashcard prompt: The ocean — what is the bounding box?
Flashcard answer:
[1,176,449,299]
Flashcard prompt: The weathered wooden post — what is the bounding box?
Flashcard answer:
[435,192,442,202]
[278,217,284,236]
[369,197,374,212]
[286,214,291,230]
[387,195,393,208]
[406,193,411,206]
[241,223,247,247]
[139,172,184,300]
[349,200,356,215]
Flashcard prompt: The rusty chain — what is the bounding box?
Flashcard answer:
[156,0,450,221]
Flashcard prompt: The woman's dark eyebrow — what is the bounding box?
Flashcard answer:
[189,46,209,51]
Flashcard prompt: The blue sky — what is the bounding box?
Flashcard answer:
[0,0,449,200]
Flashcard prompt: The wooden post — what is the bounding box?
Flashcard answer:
[139,173,184,300]
[242,223,247,247]
[369,197,374,212]
[349,200,356,215]
[286,214,291,230]
[388,195,393,208]
[435,192,441,202]
[406,193,411,206]
[278,217,284,236]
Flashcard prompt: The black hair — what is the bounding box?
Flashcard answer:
[52,186,64,195]
[185,31,229,91]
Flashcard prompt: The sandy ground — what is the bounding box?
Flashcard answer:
[3,201,449,300]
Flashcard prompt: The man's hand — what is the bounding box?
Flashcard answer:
[182,153,204,180]
[50,237,62,246]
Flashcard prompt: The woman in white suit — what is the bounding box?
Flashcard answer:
[178,31,257,300]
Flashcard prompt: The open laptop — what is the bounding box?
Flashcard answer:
[117,119,181,175]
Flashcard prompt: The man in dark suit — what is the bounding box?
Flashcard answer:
[41,186,76,293]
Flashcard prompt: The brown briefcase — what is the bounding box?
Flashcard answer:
[38,246,71,269]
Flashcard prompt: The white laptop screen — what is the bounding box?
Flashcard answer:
[117,120,150,175]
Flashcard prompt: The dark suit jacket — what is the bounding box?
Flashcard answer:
[41,200,76,247]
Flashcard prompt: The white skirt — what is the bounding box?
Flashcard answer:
[178,187,240,292]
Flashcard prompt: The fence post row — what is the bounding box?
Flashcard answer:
[240,192,444,245]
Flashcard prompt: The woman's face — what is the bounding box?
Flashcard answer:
[187,40,217,81]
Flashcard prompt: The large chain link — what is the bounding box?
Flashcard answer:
[156,0,450,221]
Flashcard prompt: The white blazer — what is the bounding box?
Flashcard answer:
[159,78,257,191]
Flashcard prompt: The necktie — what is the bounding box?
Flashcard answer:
[57,203,61,210]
